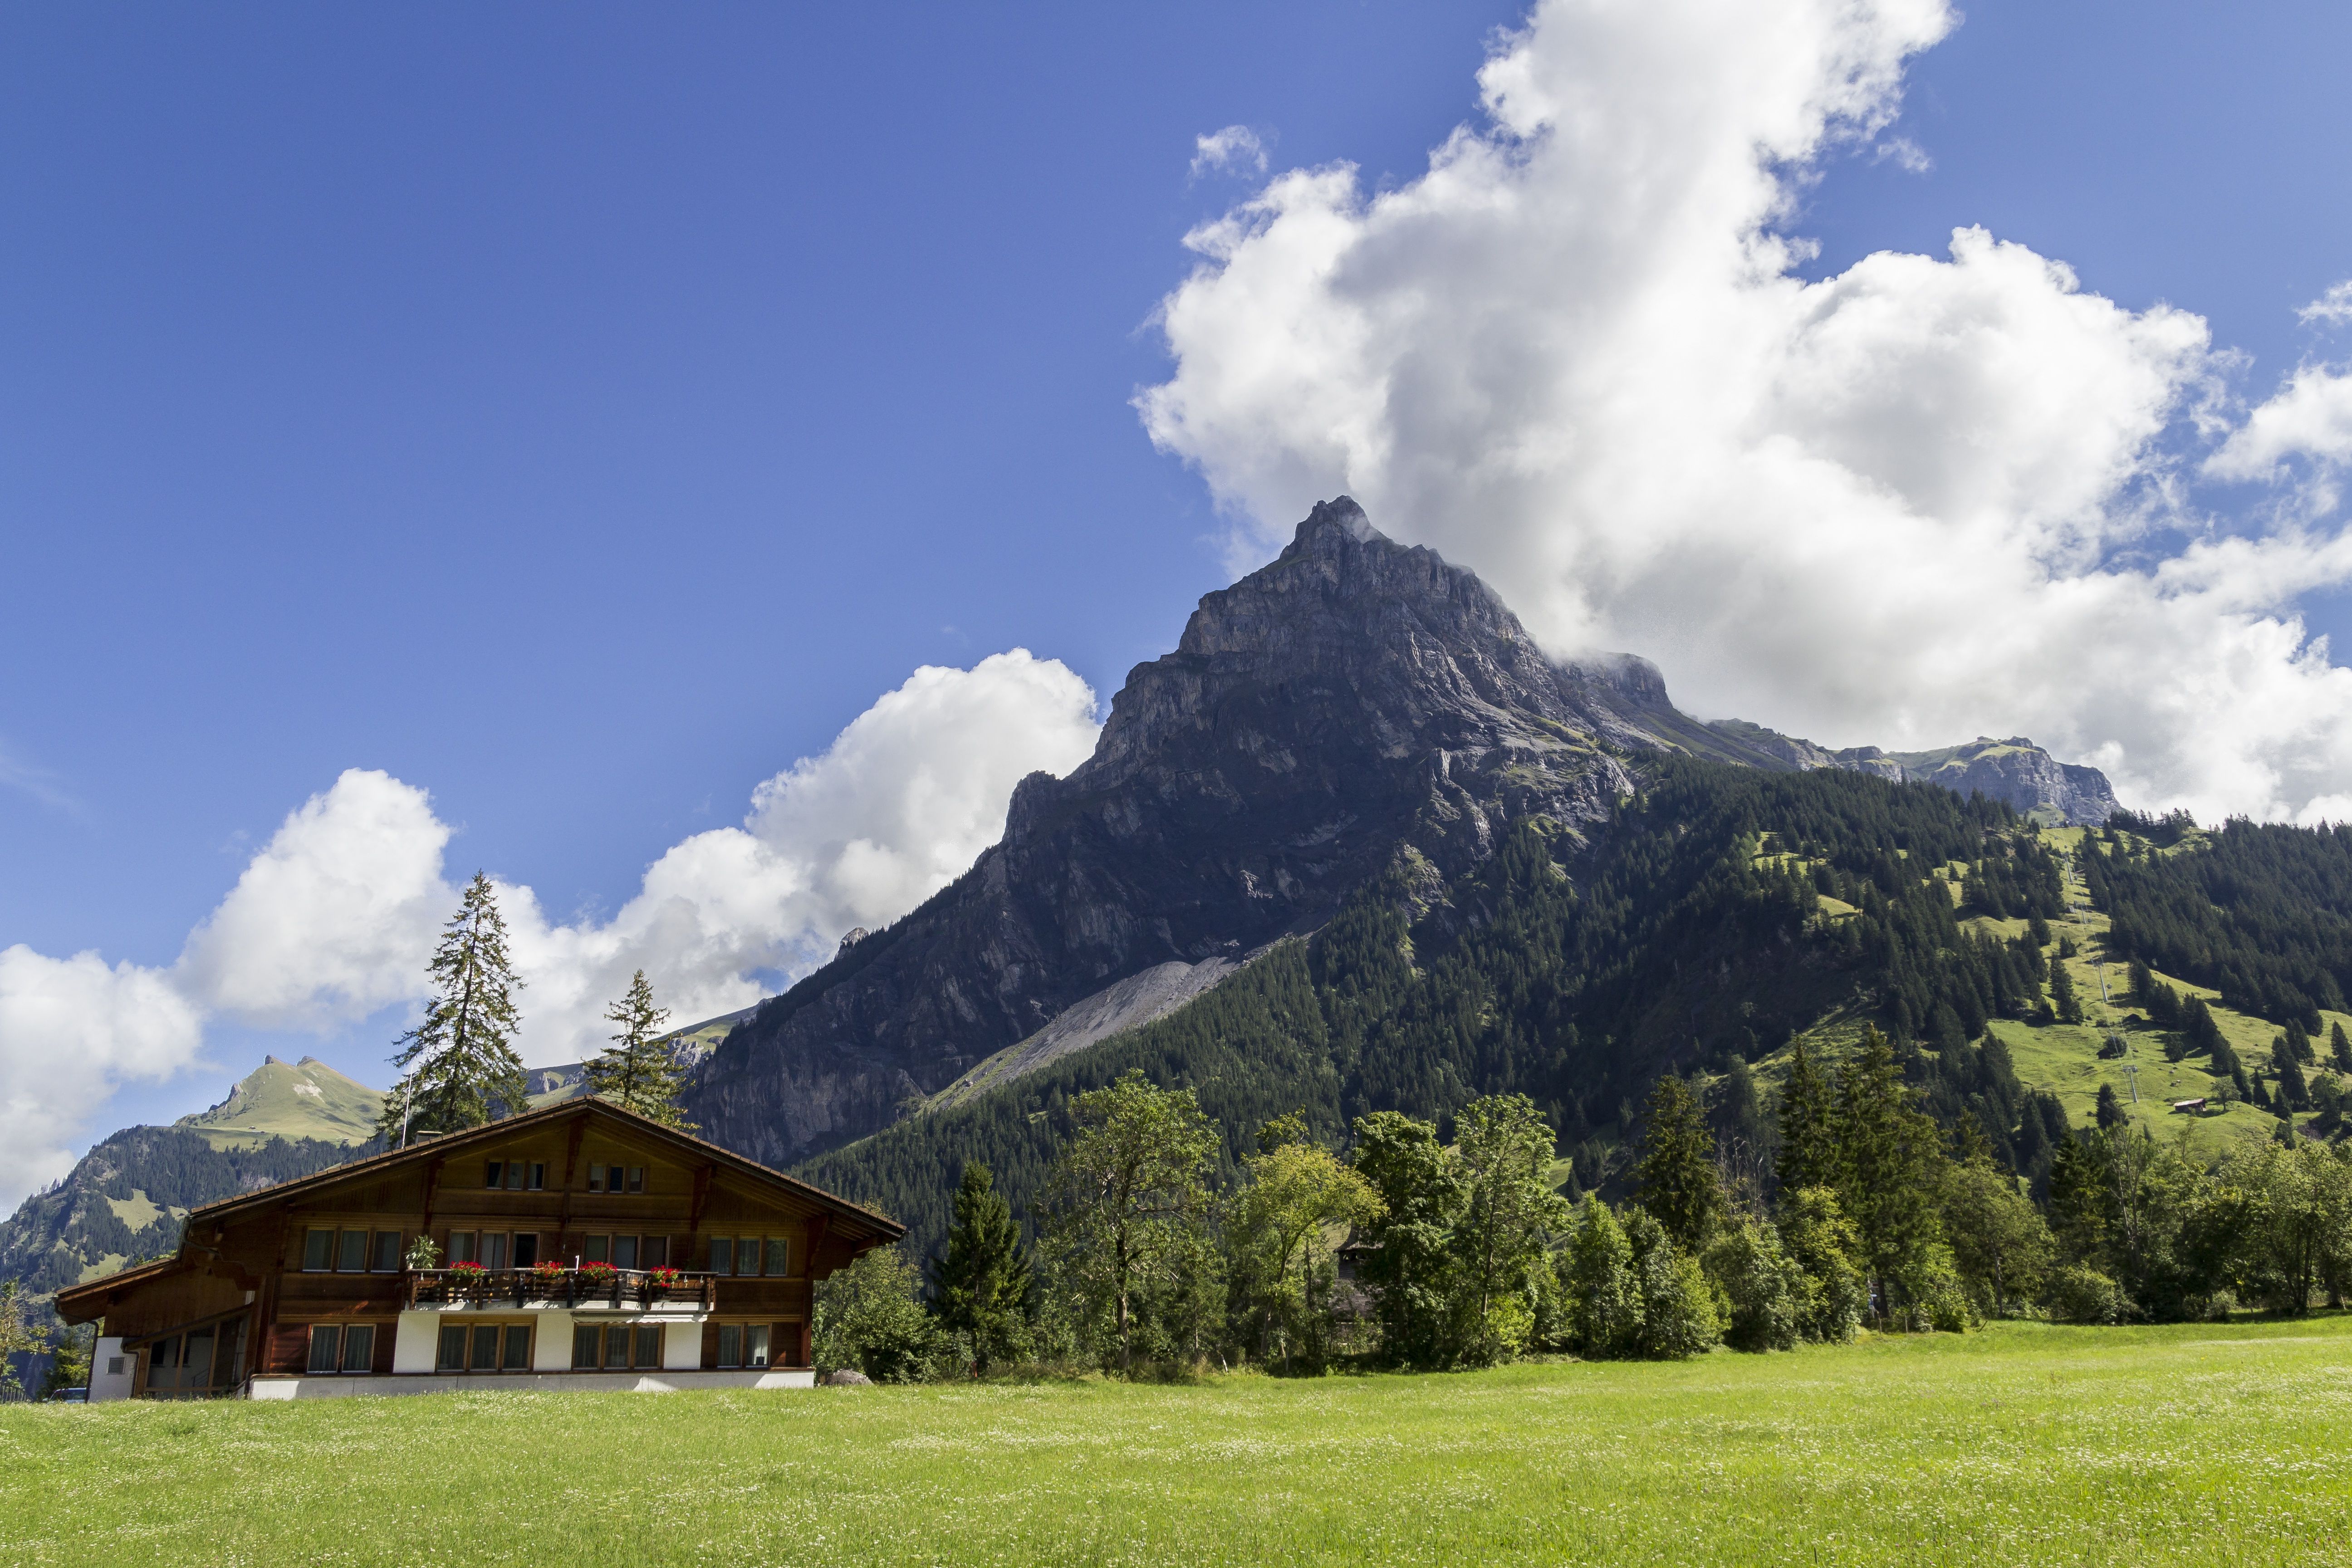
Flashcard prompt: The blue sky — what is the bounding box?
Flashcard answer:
[5,0,2351,1189]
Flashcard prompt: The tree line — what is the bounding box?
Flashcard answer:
[814,1024,2352,1382]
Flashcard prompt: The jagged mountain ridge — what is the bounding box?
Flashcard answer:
[684,498,1750,1167]
[1706,721,2120,826]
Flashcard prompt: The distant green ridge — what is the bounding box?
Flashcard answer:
[526,1006,756,1109]
[175,1056,385,1149]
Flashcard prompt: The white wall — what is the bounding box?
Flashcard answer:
[391,1311,441,1374]
[663,1321,701,1371]
[87,1336,134,1402]
[534,1312,574,1372]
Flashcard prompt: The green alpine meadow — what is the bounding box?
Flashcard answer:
[6,1315,2349,1566]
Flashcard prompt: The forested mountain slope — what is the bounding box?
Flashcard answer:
[802,759,2088,1258]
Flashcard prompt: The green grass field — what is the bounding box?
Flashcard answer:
[8,1317,2351,1566]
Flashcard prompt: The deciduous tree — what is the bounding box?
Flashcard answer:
[1038,1070,1217,1374]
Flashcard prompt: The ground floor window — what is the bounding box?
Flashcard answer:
[306,1323,376,1374]
[715,1323,770,1369]
[572,1322,664,1371]
[436,1322,530,1372]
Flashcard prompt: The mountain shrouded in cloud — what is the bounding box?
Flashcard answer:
[0,650,1099,1209]
[1139,0,2352,825]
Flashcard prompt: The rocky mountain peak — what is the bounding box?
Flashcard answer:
[687,498,1707,1166]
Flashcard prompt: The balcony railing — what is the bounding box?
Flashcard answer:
[403,1267,717,1312]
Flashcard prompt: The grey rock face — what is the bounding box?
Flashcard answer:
[1705,721,2118,825]
[681,499,1661,1168]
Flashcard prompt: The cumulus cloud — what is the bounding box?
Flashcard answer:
[0,946,203,1205]
[1138,0,2352,824]
[0,651,1098,1211]
[1191,125,1268,180]
[495,650,1100,1064]
[176,769,455,1030]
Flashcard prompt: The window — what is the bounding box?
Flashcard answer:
[371,1231,402,1272]
[764,1239,789,1277]
[512,1233,539,1269]
[485,1160,504,1189]
[627,1166,645,1194]
[643,1235,668,1268]
[341,1324,375,1374]
[735,1239,761,1277]
[746,1325,771,1368]
[447,1230,477,1265]
[303,1229,334,1271]
[713,1325,771,1369]
[437,1325,466,1371]
[717,1324,741,1367]
[481,1232,509,1271]
[572,1323,662,1371]
[505,1161,524,1191]
[587,1165,602,1193]
[708,1237,732,1275]
[308,1325,341,1374]
[501,1326,529,1372]
[106,1356,125,1377]
[469,1325,500,1372]
[337,1230,367,1272]
[528,1162,546,1190]
[583,1234,609,1264]
[612,1235,638,1270]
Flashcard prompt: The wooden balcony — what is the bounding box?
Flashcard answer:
[402,1267,717,1313]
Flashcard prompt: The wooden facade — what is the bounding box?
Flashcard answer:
[55,1098,902,1398]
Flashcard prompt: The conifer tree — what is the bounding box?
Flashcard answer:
[380,872,527,1143]
[1775,1040,1838,1196]
[1833,1027,1945,1319]
[582,970,693,1127]
[2050,962,2084,1024]
[931,1161,1032,1372]
[2095,1082,2127,1130]
[2283,1019,2314,1065]
[2332,1021,2352,1076]
[2275,1043,2309,1110]
[1636,1074,1721,1254]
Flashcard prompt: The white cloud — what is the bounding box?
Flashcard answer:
[2299,281,2352,329]
[2206,363,2352,485]
[175,769,454,1030]
[0,651,1098,1212]
[0,946,203,1206]
[495,649,1101,1065]
[1138,0,2352,824]
[1191,125,1268,180]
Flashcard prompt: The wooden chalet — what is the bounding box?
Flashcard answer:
[54,1097,902,1400]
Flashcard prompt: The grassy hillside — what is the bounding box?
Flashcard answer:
[6,1317,2348,1565]
[175,1056,383,1149]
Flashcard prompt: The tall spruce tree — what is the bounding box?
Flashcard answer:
[1635,1074,1722,1253]
[1833,1027,1945,1319]
[931,1161,1032,1372]
[2095,1082,2127,1130]
[1775,1041,1839,1196]
[582,970,693,1127]
[2332,1021,2352,1076]
[380,872,527,1143]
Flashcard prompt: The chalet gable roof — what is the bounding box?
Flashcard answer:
[185,1097,904,1239]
